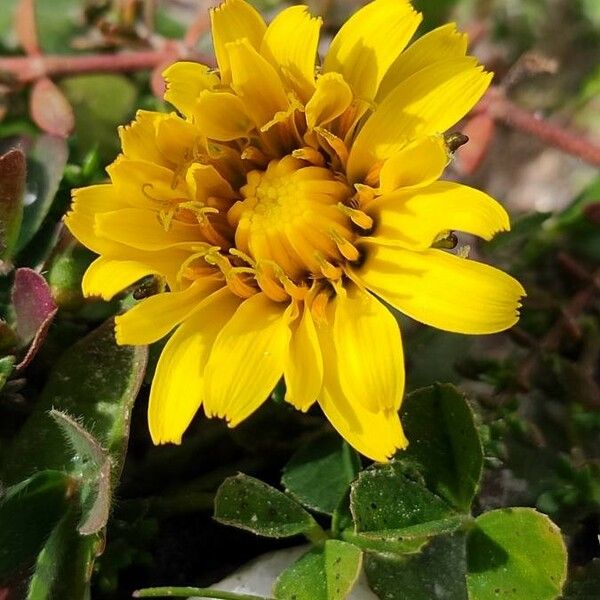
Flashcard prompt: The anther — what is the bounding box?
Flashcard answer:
[329,229,360,262]
[314,252,342,280]
[337,203,374,232]
[292,147,325,167]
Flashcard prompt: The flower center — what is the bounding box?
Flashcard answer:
[228,155,357,282]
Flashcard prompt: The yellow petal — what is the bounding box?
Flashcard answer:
[95,208,200,250]
[378,135,449,193]
[194,90,254,141]
[226,38,289,127]
[284,302,323,412]
[83,256,158,301]
[204,293,292,426]
[347,58,492,182]
[305,72,353,130]
[210,0,266,84]
[353,243,526,334]
[315,302,407,462]
[366,181,510,249]
[377,23,468,101]
[163,62,220,118]
[107,158,185,210]
[82,248,192,300]
[260,5,321,101]
[115,278,223,345]
[332,284,404,413]
[323,0,421,102]
[148,287,241,445]
[119,110,170,166]
[65,184,128,255]
[155,115,203,165]
[186,163,236,203]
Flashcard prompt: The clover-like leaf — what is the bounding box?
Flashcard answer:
[399,384,483,511]
[349,464,457,555]
[274,540,362,600]
[282,433,361,515]
[214,474,319,539]
[466,508,567,600]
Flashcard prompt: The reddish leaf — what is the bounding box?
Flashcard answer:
[0,149,25,261]
[15,0,40,56]
[30,78,75,138]
[455,113,496,175]
[11,268,57,368]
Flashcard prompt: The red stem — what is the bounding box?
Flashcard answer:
[482,89,600,167]
[0,46,213,83]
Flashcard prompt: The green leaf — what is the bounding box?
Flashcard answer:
[60,75,137,161]
[365,533,469,600]
[350,464,454,532]
[0,148,25,261]
[16,135,68,253]
[27,508,101,600]
[1,318,148,484]
[349,464,455,555]
[214,474,319,538]
[274,540,362,600]
[346,515,471,556]
[282,433,361,515]
[466,508,567,600]
[399,384,483,511]
[50,410,112,535]
[0,355,15,391]
[0,470,75,584]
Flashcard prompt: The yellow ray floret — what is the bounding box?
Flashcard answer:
[65,0,524,462]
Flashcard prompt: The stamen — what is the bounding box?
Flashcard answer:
[142,183,168,205]
[314,252,342,280]
[292,147,326,166]
[241,146,269,167]
[337,203,374,232]
[205,250,257,298]
[329,229,360,262]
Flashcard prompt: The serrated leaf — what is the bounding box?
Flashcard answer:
[282,433,361,515]
[365,533,469,600]
[214,474,318,538]
[274,540,362,600]
[0,148,25,261]
[399,384,483,511]
[466,508,567,600]
[0,470,76,584]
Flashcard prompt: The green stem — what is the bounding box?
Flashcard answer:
[304,523,330,546]
[133,587,273,600]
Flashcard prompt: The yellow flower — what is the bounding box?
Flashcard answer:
[65,0,525,462]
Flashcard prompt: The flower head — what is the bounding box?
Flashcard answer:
[65,0,525,461]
